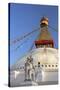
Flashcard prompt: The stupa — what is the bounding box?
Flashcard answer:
[10,17,58,87]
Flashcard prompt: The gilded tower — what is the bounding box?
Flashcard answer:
[35,17,54,48]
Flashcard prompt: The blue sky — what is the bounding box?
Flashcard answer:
[9,3,58,66]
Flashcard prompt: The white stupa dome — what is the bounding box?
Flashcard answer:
[11,47,58,71]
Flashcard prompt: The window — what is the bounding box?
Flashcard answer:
[38,62,40,64]
[52,65,54,67]
[49,65,50,67]
[56,65,57,67]
[42,65,44,67]
[38,62,40,67]
[45,65,47,67]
